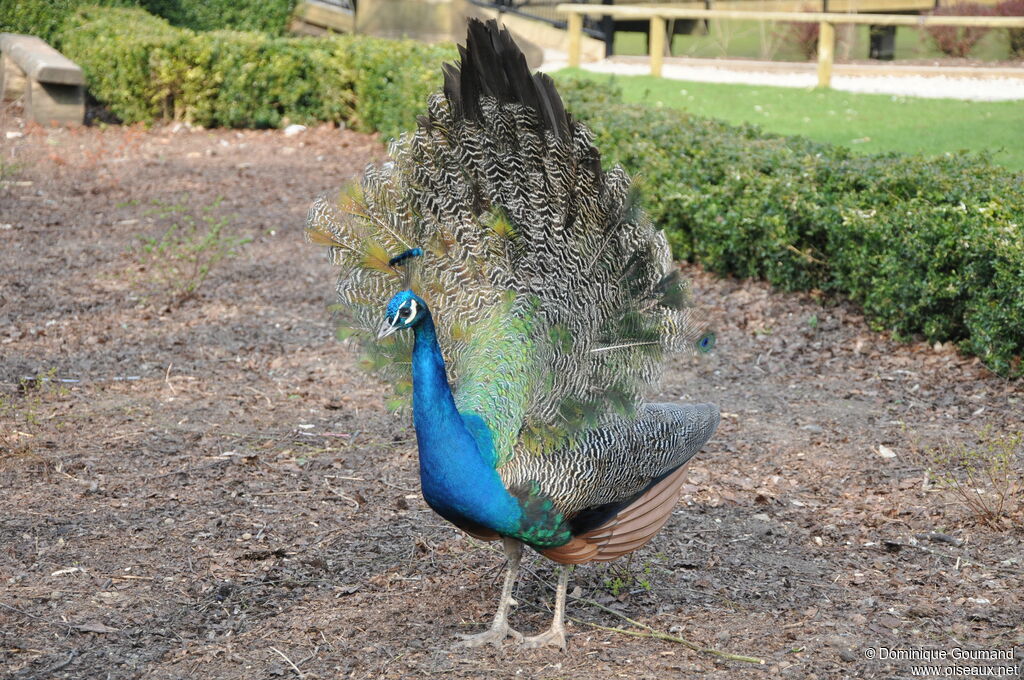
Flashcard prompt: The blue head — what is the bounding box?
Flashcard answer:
[378,290,429,339]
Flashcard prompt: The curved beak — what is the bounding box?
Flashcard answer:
[377,316,399,340]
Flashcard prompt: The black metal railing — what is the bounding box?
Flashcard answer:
[317,0,356,11]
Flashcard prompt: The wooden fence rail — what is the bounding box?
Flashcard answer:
[556,3,1024,86]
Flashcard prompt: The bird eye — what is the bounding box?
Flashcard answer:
[398,307,411,319]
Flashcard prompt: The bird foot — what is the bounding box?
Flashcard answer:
[522,626,566,651]
[456,623,524,648]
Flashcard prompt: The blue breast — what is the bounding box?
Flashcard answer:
[410,315,524,535]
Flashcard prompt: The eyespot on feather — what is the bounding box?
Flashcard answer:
[698,331,716,353]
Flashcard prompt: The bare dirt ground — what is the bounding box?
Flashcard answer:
[2,108,1022,680]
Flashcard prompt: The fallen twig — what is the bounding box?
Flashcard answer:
[163,363,176,394]
[296,430,352,438]
[324,477,360,508]
[251,490,314,497]
[269,645,305,678]
[0,602,75,633]
[914,532,962,547]
[151,457,231,479]
[45,652,79,674]
[244,385,272,406]
[0,601,43,621]
[17,375,141,384]
[567,599,764,665]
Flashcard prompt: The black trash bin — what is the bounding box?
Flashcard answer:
[869,24,897,60]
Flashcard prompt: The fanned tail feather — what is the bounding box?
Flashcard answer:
[306,19,712,460]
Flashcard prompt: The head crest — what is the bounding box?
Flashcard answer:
[389,247,423,288]
[388,248,423,267]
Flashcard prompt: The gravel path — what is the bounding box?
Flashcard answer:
[543,53,1024,100]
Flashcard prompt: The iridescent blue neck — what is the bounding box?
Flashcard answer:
[410,315,462,441]
[410,313,522,535]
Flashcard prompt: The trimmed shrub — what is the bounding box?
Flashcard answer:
[60,7,453,136]
[925,3,994,58]
[778,10,820,60]
[557,78,1024,376]
[344,38,456,138]
[996,0,1024,57]
[139,0,299,34]
[827,157,1016,339]
[59,7,184,122]
[162,30,358,129]
[0,0,134,44]
[0,0,297,45]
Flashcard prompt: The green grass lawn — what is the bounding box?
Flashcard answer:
[558,70,1024,171]
[614,21,1016,61]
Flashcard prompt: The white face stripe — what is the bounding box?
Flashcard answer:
[391,298,418,326]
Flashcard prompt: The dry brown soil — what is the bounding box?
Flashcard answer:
[2,108,1022,680]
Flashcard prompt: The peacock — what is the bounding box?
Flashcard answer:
[306,19,719,650]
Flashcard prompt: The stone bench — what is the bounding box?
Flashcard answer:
[0,33,85,126]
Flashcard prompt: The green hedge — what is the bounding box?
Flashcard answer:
[0,0,133,44]
[558,79,1024,376]
[0,0,297,44]
[140,0,298,34]
[59,7,453,136]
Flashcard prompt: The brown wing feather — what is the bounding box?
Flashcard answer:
[581,466,687,543]
[540,465,690,565]
[540,537,599,563]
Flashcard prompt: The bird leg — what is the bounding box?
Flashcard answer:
[457,537,524,648]
[523,564,570,650]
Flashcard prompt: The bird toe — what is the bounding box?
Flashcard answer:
[522,626,566,651]
[456,624,523,648]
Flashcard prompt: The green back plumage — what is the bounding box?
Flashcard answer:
[452,300,537,464]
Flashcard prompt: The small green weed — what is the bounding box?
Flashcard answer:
[134,197,250,306]
[600,557,654,597]
[925,429,1023,529]
[0,158,22,180]
[0,369,69,474]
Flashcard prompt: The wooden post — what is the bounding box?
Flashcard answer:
[600,0,614,57]
[816,20,835,88]
[567,12,582,68]
[649,16,666,77]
